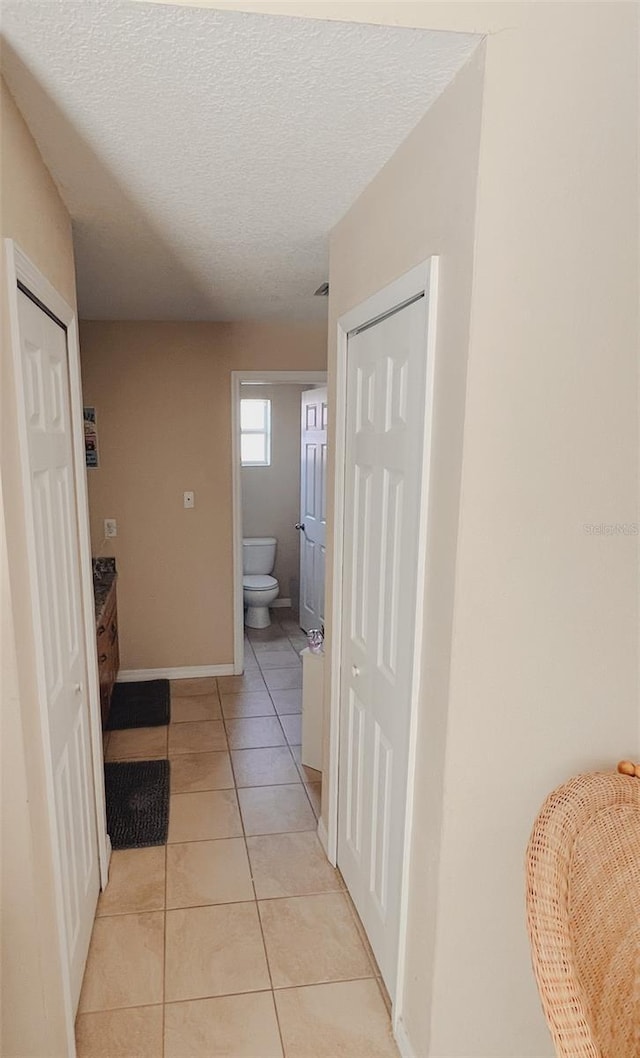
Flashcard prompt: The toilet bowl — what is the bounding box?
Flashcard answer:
[243,537,279,628]
[243,575,280,628]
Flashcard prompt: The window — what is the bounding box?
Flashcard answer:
[241,398,271,466]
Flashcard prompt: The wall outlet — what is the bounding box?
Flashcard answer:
[183,491,195,509]
[104,518,117,538]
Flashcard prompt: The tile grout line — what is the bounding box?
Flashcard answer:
[102,631,337,1050]
[245,629,372,991]
[99,881,348,920]
[81,973,381,1019]
[165,825,318,847]
[374,974,394,1018]
[231,643,300,783]
[239,623,316,842]
[160,675,198,1055]
[94,887,342,922]
[166,676,214,1045]
[162,832,168,1057]
[221,658,288,1058]
[341,885,385,982]
[255,619,294,1058]
[92,651,394,1054]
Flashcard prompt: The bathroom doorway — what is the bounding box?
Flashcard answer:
[231,371,327,675]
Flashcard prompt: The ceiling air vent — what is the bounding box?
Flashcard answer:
[314,282,329,297]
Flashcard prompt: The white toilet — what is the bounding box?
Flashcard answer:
[243,537,279,628]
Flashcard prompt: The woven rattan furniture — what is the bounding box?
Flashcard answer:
[526,771,640,1057]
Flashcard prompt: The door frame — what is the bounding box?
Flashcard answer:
[231,370,327,674]
[326,258,439,1031]
[4,239,111,1043]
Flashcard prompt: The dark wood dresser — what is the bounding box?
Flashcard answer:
[93,559,119,729]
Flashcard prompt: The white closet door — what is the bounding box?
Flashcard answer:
[17,289,100,1008]
[337,296,428,996]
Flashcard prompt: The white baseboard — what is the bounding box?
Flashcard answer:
[117,664,235,682]
[393,1017,416,1058]
[272,598,292,609]
[316,816,329,855]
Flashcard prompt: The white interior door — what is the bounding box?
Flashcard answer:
[17,289,100,1008]
[299,387,327,632]
[337,295,429,997]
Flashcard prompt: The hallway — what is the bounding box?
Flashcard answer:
[77,613,398,1057]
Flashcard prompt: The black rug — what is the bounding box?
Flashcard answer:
[104,760,170,849]
[106,679,170,730]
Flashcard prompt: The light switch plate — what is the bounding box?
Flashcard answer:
[104,518,117,538]
[183,491,195,509]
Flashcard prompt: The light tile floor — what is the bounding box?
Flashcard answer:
[80,612,398,1057]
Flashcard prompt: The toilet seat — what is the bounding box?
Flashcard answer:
[243,574,278,591]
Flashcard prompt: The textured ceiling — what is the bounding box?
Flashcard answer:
[1,1,478,320]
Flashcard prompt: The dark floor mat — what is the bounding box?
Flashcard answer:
[104,760,170,849]
[106,679,170,730]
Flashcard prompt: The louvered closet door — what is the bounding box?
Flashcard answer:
[17,289,99,1008]
[337,296,427,997]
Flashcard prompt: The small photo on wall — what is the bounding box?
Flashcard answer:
[84,407,99,468]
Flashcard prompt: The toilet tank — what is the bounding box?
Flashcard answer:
[242,537,277,575]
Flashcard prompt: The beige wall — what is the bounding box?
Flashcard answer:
[329,46,487,1056]
[184,2,639,1055]
[3,3,639,1055]
[326,6,638,1057]
[241,383,311,602]
[429,7,638,1054]
[1,75,77,1057]
[80,321,326,671]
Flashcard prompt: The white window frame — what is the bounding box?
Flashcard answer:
[240,397,272,467]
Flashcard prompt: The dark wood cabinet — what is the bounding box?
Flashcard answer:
[97,579,119,729]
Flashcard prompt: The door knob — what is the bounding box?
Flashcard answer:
[295,523,305,531]
[74,683,83,695]
[352,665,360,677]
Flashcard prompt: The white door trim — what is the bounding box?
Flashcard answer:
[4,239,110,1047]
[327,258,439,1033]
[231,370,327,674]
